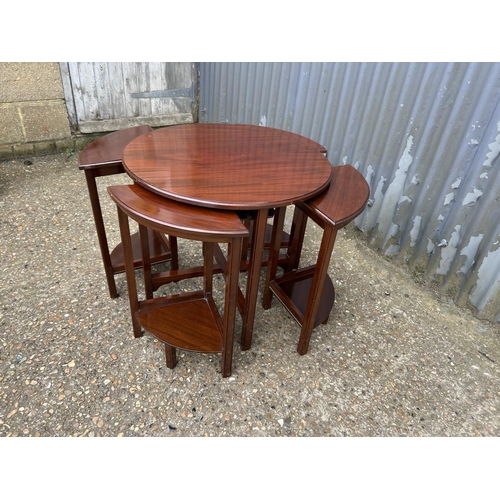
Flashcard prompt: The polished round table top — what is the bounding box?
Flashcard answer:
[122,123,332,210]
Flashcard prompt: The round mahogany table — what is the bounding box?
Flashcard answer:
[122,123,332,349]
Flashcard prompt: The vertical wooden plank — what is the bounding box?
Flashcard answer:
[108,62,126,119]
[64,61,195,132]
[167,63,192,88]
[136,63,151,117]
[162,62,177,116]
[171,62,192,114]
[123,62,140,118]
[149,61,165,116]
[79,63,99,120]
[93,62,112,121]
[67,62,86,129]
[58,62,78,132]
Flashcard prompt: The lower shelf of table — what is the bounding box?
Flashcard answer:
[261,222,289,248]
[111,230,172,274]
[136,291,224,353]
[270,267,335,328]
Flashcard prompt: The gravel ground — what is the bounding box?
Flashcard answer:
[1,152,500,438]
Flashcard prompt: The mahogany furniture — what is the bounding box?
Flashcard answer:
[122,123,332,350]
[263,164,370,355]
[78,125,178,299]
[238,209,282,265]
[108,183,248,377]
[239,143,328,267]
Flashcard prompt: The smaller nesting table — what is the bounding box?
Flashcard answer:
[78,125,175,298]
[108,183,249,377]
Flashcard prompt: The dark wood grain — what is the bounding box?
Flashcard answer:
[120,123,332,352]
[264,165,370,355]
[122,123,332,210]
[270,266,335,328]
[137,295,224,352]
[108,228,172,274]
[110,183,247,377]
[78,125,153,170]
[296,164,370,229]
[77,125,174,298]
[108,183,249,242]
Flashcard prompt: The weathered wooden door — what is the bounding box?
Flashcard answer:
[60,62,198,133]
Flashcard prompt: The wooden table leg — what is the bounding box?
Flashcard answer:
[85,170,118,299]
[287,206,308,271]
[262,206,286,310]
[165,344,177,368]
[241,208,267,350]
[117,207,143,339]
[221,236,242,377]
[297,224,338,355]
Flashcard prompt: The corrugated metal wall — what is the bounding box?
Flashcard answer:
[199,62,500,322]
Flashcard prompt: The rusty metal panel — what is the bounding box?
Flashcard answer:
[199,62,500,321]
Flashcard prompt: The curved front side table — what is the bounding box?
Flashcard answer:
[78,125,177,298]
[108,183,249,377]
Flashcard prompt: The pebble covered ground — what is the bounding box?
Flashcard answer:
[1,152,500,438]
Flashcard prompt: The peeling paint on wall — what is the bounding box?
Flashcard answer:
[444,192,455,205]
[385,244,400,256]
[460,234,484,274]
[483,120,500,167]
[462,188,483,206]
[379,135,414,248]
[365,165,374,185]
[427,239,436,255]
[410,216,422,247]
[443,178,462,206]
[469,244,500,311]
[436,225,462,275]
[357,166,375,229]
[199,62,500,322]
[384,223,400,256]
[361,174,386,233]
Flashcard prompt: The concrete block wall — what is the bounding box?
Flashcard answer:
[0,62,75,159]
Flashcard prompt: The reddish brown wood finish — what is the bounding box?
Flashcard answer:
[79,125,154,169]
[296,164,371,228]
[108,183,248,377]
[269,265,335,327]
[108,183,249,241]
[122,123,331,210]
[121,123,332,350]
[78,125,177,298]
[263,164,370,355]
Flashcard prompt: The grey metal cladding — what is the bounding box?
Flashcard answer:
[199,62,500,322]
